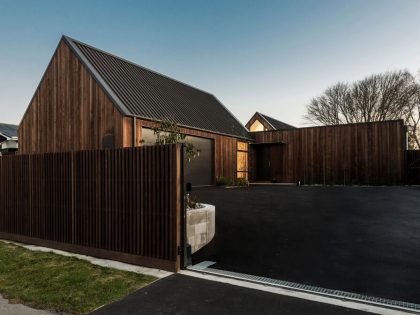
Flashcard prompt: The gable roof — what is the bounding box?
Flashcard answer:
[259,113,296,130]
[256,112,295,130]
[62,36,250,140]
[0,123,18,138]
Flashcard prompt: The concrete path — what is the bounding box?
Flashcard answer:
[91,274,374,315]
[0,295,53,315]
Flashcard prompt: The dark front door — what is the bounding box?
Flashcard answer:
[269,144,283,182]
[256,144,284,182]
[256,145,271,181]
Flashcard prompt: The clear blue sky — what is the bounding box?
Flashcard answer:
[1,0,420,126]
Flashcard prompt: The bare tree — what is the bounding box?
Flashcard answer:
[405,81,420,149]
[304,70,420,149]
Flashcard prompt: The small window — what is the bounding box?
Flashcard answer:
[237,141,248,180]
[250,119,264,132]
[237,141,248,151]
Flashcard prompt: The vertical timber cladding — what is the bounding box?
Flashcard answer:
[250,120,406,185]
[0,145,183,272]
[18,41,124,155]
[126,119,240,183]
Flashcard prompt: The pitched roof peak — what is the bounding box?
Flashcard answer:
[250,112,296,131]
[62,36,250,139]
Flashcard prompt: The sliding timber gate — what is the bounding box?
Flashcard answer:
[0,144,183,272]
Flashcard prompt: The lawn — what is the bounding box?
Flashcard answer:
[0,241,157,314]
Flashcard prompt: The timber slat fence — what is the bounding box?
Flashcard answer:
[0,144,182,271]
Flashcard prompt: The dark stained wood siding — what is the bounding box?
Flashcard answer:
[250,120,406,185]
[130,119,241,181]
[17,40,245,181]
[17,40,246,181]
[0,145,182,271]
[19,41,124,154]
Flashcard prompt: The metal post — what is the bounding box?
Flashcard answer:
[132,117,136,147]
[180,144,192,268]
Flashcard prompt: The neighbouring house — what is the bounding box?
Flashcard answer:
[18,36,252,186]
[18,35,407,186]
[0,123,18,154]
[246,112,296,132]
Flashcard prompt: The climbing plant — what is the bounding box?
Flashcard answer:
[153,120,200,162]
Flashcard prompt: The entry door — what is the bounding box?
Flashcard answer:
[256,146,271,181]
[269,144,283,182]
[256,144,283,182]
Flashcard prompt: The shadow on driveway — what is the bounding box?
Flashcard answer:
[91,274,373,315]
[192,185,420,304]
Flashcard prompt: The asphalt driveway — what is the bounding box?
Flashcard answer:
[192,185,420,304]
[91,274,373,315]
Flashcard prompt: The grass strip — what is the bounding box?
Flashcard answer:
[0,241,157,314]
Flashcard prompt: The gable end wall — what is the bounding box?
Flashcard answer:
[245,113,274,131]
[18,41,124,154]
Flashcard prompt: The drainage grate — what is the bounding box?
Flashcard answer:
[188,262,420,313]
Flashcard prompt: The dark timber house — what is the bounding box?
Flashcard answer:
[19,36,251,185]
[18,35,407,186]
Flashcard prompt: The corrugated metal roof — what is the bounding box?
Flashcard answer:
[63,36,250,140]
[258,112,295,130]
[0,123,18,138]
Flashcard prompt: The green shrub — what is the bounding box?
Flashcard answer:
[216,177,248,186]
[234,178,248,186]
[216,177,233,186]
[185,194,202,209]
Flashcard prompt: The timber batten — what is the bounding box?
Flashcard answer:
[0,145,183,271]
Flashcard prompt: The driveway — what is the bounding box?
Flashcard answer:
[192,185,420,304]
[91,274,373,315]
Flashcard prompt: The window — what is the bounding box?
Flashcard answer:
[250,119,265,132]
[237,141,248,180]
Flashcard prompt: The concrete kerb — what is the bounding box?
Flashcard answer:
[0,239,173,279]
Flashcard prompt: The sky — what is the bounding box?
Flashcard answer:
[1,0,420,127]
